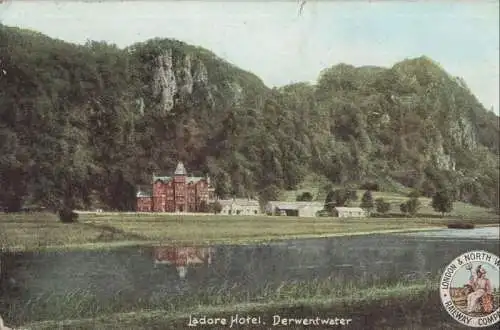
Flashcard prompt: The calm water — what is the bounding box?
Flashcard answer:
[399,226,500,240]
[1,229,499,323]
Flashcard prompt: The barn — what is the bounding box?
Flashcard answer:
[265,201,324,218]
[333,207,367,218]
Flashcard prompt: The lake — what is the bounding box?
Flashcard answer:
[1,227,499,325]
[399,226,500,240]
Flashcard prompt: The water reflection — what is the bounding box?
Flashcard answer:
[152,246,215,279]
[0,234,498,324]
[401,226,500,240]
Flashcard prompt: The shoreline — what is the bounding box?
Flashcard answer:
[2,224,498,252]
[17,282,437,329]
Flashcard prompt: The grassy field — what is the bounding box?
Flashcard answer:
[9,279,499,329]
[11,279,490,329]
[281,174,495,219]
[1,211,498,252]
[4,275,439,329]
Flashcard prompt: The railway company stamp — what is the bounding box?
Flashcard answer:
[440,250,500,328]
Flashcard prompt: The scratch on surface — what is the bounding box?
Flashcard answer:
[298,0,307,17]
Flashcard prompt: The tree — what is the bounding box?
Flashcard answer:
[296,191,313,201]
[400,202,408,216]
[432,190,453,216]
[360,190,374,213]
[324,190,336,214]
[348,190,358,202]
[258,184,280,211]
[407,189,420,198]
[1,25,498,214]
[406,197,421,217]
[419,180,436,197]
[334,188,353,207]
[324,188,356,213]
[210,201,222,214]
[198,200,209,213]
[360,182,379,191]
[375,198,391,214]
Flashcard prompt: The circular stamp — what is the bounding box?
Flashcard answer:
[440,250,500,328]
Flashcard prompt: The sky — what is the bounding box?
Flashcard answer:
[1,0,498,114]
[452,261,499,290]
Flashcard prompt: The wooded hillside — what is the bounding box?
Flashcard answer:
[0,25,498,211]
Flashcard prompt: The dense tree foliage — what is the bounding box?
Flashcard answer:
[296,192,313,202]
[402,197,421,217]
[324,189,357,212]
[360,190,374,212]
[210,201,222,214]
[1,25,498,212]
[432,190,454,216]
[375,198,391,214]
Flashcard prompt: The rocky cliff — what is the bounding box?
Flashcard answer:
[0,25,498,211]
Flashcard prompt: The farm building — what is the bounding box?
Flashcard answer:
[333,207,367,218]
[266,201,324,218]
[218,199,261,215]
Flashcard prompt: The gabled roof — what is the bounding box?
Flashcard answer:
[136,190,152,198]
[152,175,207,184]
[153,176,172,183]
[266,201,324,210]
[150,162,210,184]
[218,199,260,207]
[335,207,365,212]
[136,185,152,197]
[187,177,204,184]
[174,162,187,176]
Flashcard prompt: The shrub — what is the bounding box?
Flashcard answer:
[324,189,357,211]
[296,192,313,201]
[375,198,391,214]
[405,197,421,217]
[209,201,222,214]
[360,182,379,191]
[447,222,475,229]
[407,189,420,198]
[360,190,374,213]
[58,208,79,223]
[400,202,408,215]
[198,201,209,213]
[348,190,358,202]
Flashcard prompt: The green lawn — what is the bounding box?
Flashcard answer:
[0,211,497,252]
[281,174,494,219]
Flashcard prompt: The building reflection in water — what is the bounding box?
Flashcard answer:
[152,246,215,279]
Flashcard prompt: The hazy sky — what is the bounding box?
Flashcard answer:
[1,1,499,113]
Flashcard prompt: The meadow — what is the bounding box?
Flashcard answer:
[11,278,499,329]
[0,209,497,252]
[8,275,439,329]
[2,174,497,252]
[281,174,495,219]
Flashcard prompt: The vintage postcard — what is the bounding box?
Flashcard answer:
[0,1,499,329]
